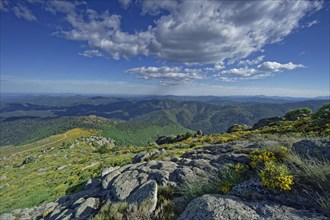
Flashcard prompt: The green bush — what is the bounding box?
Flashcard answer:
[312,103,330,125]
[98,145,110,154]
[284,108,312,121]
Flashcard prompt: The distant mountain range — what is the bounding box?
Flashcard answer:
[0,94,328,146]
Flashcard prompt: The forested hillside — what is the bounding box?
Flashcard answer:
[0,96,328,146]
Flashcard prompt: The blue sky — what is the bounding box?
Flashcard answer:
[0,0,329,97]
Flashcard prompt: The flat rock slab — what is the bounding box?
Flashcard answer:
[127,180,158,214]
[178,194,328,220]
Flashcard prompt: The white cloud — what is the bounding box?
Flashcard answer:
[12,3,37,21]
[221,67,258,76]
[43,0,322,64]
[118,0,132,9]
[127,60,305,84]
[45,0,81,14]
[139,0,178,15]
[214,61,305,81]
[307,20,319,27]
[2,0,323,64]
[79,49,105,58]
[238,56,265,66]
[257,61,305,72]
[126,66,205,85]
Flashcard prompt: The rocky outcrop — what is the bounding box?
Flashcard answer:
[132,150,165,163]
[252,117,284,129]
[156,132,195,145]
[226,124,250,133]
[178,194,327,220]
[127,180,158,214]
[80,136,115,147]
[292,139,330,160]
[1,139,329,220]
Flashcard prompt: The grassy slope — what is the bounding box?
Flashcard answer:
[0,128,133,213]
[0,116,189,146]
[0,105,329,214]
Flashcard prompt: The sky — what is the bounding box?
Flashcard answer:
[0,0,329,97]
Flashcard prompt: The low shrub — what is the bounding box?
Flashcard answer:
[259,161,293,191]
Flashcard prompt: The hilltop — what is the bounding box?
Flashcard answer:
[0,103,329,219]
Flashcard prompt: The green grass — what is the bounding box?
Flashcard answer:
[287,152,330,213]
[0,129,134,213]
[100,123,189,146]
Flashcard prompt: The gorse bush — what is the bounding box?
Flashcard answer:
[248,148,294,191]
[249,150,278,168]
[259,161,294,191]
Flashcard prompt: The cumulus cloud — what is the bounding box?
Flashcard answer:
[12,3,37,21]
[127,60,305,84]
[4,0,319,85]
[38,0,323,64]
[215,61,305,82]
[257,61,305,72]
[126,66,205,85]
[221,67,258,76]
[238,56,265,66]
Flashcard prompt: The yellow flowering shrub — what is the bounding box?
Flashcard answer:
[249,150,277,168]
[220,182,233,194]
[259,161,293,191]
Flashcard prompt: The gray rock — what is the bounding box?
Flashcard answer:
[101,166,120,177]
[178,194,259,220]
[52,208,74,220]
[74,197,100,220]
[110,170,148,201]
[133,150,161,163]
[169,166,207,184]
[226,124,250,133]
[292,139,330,160]
[127,180,158,214]
[252,117,284,129]
[178,194,328,220]
[149,161,178,171]
[84,178,101,190]
[0,213,15,220]
[41,202,58,218]
[148,170,170,186]
[229,153,250,164]
[229,179,271,200]
[102,169,121,189]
